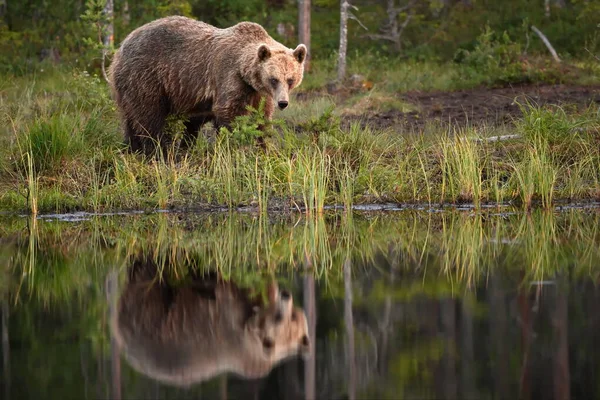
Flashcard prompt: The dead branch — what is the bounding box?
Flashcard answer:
[584,47,600,62]
[364,0,416,52]
[474,134,522,143]
[531,25,561,63]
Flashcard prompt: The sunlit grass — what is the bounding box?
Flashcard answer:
[1,69,600,214]
[439,130,485,207]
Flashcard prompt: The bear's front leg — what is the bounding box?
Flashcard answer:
[212,97,244,133]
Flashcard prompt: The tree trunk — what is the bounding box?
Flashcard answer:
[545,0,551,18]
[343,257,356,400]
[298,0,311,71]
[103,0,114,48]
[553,287,570,400]
[337,0,349,82]
[2,300,9,400]
[0,0,7,27]
[123,0,131,26]
[489,273,510,400]
[303,254,316,400]
[439,298,457,400]
[107,271,121,400]
[460,299,476,400]
[518,271,532,400]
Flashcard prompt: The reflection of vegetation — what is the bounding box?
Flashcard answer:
[368,340,445,399]
[3,208,600,305]
[2,209,600,398]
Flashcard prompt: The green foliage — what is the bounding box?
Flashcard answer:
[299,104,339,139]
[21,115,86,174]
[70,69,114,110]
[455,26,526,85]
[218,98,283,147]
[1,0,599,75]
[157,0,194,17]
[80,0,112,50]
[192,0,267,27]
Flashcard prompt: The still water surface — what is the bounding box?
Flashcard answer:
[1,208,599,400]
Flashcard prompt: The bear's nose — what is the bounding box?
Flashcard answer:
[278,101,289,109]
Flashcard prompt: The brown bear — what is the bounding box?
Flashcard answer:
[110,257,310,387]
[108,16,307,154]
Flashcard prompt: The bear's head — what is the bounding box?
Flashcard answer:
[255,43,307,110]
[245,281,310,371]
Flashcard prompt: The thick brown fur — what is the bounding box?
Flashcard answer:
[108,16,307,155]
[110,256,310,387]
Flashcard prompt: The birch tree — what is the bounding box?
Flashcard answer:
[343,257,356,400]
[298,0,311,71]
[303,255,316,400]
[102,0,114,52]
[106,271,121,400]
[338,0,350,82]
[122,0,130,26]
[338,1,366,83]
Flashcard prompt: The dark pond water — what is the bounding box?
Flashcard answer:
[1,208,600,400]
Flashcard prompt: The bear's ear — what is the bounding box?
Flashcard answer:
[293,44,307,64]
[258,44,271,61]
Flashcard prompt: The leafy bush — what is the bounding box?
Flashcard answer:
[454,26,526,85]
[218,98,283,147]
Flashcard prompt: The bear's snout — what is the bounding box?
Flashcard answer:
[278,101,288,110]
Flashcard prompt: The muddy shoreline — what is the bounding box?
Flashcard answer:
[331,83,600,130]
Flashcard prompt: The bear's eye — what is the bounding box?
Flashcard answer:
[269,78,279,87]
[287,79,294,88]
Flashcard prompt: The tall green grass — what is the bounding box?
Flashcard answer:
[1,70,600,214]
[440,130,485,207]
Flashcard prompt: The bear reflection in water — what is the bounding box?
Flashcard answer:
[110,257,310,387]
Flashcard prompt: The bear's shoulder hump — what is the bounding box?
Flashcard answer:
[230,22,270,40]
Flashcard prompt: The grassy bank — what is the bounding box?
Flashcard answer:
[1,65,599,215]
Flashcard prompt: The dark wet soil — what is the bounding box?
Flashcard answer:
[345,84,600,130]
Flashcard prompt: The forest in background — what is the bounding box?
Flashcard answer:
[0,0,599,78]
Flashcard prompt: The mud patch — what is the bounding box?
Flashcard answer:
[344,84,600,131]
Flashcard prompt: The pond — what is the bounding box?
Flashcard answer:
[1,207,599,400]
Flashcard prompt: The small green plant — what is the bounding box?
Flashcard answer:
[299,105,339,142]
[455,26,525,85]
[219,98,283,147]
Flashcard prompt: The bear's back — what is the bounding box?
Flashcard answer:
[227,21,271,43]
